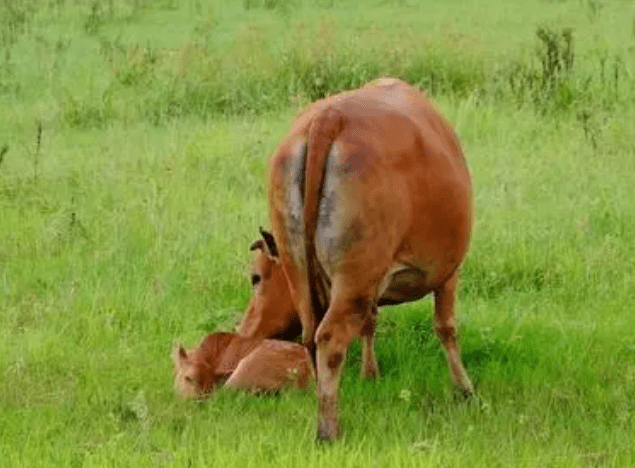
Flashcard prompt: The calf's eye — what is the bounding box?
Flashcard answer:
[251,274,262,286]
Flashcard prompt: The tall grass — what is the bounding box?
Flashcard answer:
[2,0,634,129]
[1,0,635,466]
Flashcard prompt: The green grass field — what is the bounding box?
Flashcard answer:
[1,0,635,466]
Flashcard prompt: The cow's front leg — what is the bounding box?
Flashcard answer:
[278,257,317,357]
[359,306,379,380]
[434,271,474,397]
[314,295,371,441]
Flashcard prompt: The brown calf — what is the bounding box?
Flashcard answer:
[251,78,474,441]
[172,332,313,399]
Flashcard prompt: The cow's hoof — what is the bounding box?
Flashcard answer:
[464,389,477,404]
[453,383,477,403]
[360,364,380,381]
[316,419,342,443]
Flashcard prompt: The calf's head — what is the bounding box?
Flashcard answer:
[237,229,301,341]
[172,332,235,399]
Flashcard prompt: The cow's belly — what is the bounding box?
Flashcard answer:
[377,263,433,306]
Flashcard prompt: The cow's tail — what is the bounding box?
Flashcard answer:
[303,107,344,329]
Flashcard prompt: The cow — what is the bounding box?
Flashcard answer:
[237,237,303,342]
[251,77,475,441]
[172,332,313,399]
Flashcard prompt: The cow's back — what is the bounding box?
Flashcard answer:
[270,78,471,296]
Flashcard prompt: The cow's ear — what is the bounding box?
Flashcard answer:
[259,227,279,259]
[249,239,264,252]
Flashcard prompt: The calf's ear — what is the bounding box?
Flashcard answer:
[259,227,279,259]
[172,345,188,367]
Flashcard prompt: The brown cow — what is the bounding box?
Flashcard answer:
[252,77,474,441]
[172,332,313,399]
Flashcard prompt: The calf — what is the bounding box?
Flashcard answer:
[172,332,313,399]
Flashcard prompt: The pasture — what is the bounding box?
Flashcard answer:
[1,0,634,466]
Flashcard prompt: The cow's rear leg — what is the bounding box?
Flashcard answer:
[434,271,474,397]
[360,306,379,380]
[314,294,372,441]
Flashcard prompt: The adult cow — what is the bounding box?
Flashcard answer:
[251,78,474,441]
[237,237,303,342]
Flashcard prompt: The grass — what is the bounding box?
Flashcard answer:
[1,0,635,466]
